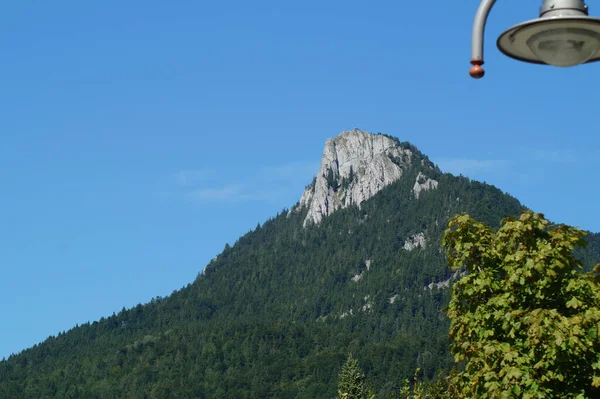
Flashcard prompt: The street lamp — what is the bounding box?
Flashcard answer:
[470,0,600,78]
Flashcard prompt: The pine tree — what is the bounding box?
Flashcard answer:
[337,354,369,399]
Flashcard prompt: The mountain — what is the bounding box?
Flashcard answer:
[1,130,598,399]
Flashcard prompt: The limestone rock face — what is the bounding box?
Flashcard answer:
[298,129,413,227]
[412,172,438,199]
[403,232,426,251]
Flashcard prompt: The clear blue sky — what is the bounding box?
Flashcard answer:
[1,0,599,359]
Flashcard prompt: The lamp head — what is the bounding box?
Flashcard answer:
[497,0,600,67]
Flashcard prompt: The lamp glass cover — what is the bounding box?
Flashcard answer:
[526,27,600,66]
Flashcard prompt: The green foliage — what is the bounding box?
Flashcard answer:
[341,166,355,191]
[398,368,426,399]
[443,211,600,398]
[425,369,460,399]
[394,368,459,399]
[326,168,339,190]
[337,354,370,399]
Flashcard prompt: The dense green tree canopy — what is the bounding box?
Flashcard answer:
[443,211,600,398]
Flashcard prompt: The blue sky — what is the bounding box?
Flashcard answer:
[1,0,599,359]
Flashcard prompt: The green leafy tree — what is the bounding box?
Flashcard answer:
[337,354,370,399]
[398,368,426,399]
[397,368,460,399]
[426,369,459,399]
[442,211,600,398]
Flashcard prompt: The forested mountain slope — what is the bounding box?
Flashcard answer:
[1,131,598,399]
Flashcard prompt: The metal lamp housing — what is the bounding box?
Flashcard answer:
[497,0,600,67]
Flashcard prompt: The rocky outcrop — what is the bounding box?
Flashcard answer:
[425,270,464,290]
[412,172,438,199]
[361,295,373,313]
[297,129,413,226]
[351,259,372,282]
[403,232,426,251]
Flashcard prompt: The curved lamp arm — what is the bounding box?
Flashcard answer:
[470,0,498,78]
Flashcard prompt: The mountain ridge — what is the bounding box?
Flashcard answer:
[1,130,598,399]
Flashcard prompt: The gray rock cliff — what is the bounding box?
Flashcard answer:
[412,172,438,199]
[403,232,427,251]
[296,129,414,227]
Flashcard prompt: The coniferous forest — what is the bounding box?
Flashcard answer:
[1,140,599,398]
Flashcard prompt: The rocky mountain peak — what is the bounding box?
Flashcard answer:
[295,129,418,226]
